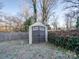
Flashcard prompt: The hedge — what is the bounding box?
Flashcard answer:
[48,31,79,56]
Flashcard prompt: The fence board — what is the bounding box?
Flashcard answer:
[0,32,29,42]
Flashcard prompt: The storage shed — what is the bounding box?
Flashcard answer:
[29,21,48,44]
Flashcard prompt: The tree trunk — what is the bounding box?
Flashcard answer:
[32,0,37,22]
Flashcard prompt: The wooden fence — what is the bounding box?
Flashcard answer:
[0,32,29,42]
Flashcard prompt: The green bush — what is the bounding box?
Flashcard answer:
[48,32,56,43]
[48,32,79,55]
[66,36,79,50]
[75,47,79,56]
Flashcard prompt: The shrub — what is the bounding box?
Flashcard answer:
[68,36,79,50]
[48,32,56,43]
[75,46,79,56]
[48,31,79,55]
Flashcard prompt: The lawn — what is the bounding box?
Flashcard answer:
[0,40,78,59]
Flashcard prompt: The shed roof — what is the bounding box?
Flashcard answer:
[30,21,46,27]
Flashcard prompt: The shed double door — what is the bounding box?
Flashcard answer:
[32,26,45,43]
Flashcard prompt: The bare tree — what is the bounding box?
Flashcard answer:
[52,13,58,30]
[65,14,70,30]
[21,6,32,19]
[32,0,37,22]
[63,0,79,9]
[0,14,23,32]
[63,0,79,17]
[62,0,79,30]
[22,0,37,23]
[65,11,76,30]
[23,0,57,24]
[39,0,57,24]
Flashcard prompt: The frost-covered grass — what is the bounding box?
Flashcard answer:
[0,40,78,59]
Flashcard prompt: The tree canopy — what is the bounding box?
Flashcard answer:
[23,16,33,31]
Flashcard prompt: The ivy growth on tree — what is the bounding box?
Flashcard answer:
[76,17,79,29]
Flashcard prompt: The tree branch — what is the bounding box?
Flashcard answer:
[64,5,79,10]
[66,0,79,4]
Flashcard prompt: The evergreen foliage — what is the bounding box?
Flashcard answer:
[23,17,33,31]
[76,17,79,29]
